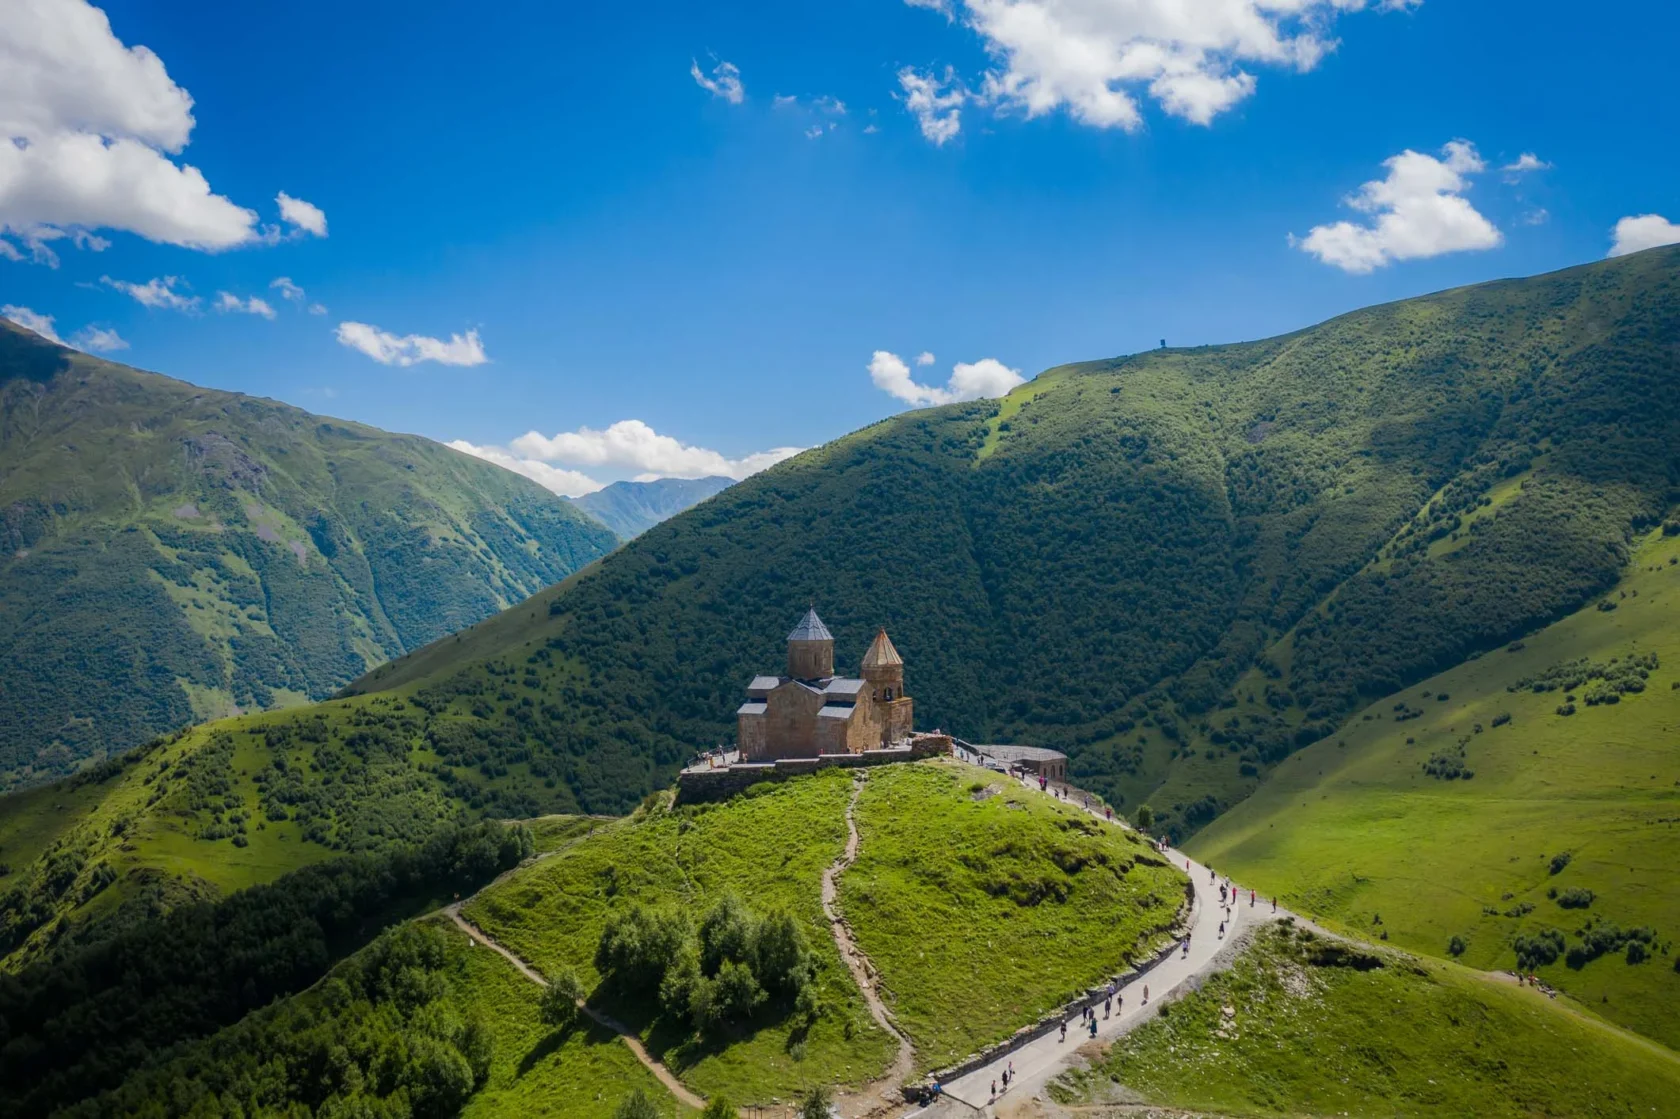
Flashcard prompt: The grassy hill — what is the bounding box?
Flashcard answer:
[37,760,1184,1115]
[0,320,616,788]
[568,476,734,539]
[1057,921,1680,1117]
[1189,523,1680,1050]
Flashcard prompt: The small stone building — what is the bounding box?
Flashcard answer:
[737,610,915,760]
[973,744,1068,782]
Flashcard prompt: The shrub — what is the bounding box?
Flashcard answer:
[1513,928,1565,970]
[1549,852,1572,875]
[1135,804,1154,830]
[596,904,692,993]
[540,967,586,1029]
[1448,935,1467,957]
[700,1096,737,1119]
[615,1089,663,1119]
[1627,941,1649,965]
[1556,887,1594,909]
[799,1085,835,1119]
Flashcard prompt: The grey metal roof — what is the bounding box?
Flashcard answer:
[787,608,833,643]
[823,677,866,697]
[736,702,767,716]
[747,675,783,694]
[974,744,1066,762]
[817,704,858,720]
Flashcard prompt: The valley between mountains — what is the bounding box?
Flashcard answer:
[2,246,1680,1117]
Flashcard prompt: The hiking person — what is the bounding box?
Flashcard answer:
[1251,889,1255,907]
[1089,1015,1098,1038]
[991,1079,997,1099]
[1143,985,1149,1004]
[1104,993,1112,1018]
[1272,897,1277,913]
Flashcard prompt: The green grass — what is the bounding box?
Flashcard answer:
[448,918,695,1119]
[1191,528,1680,1050]
[838,760,1187,1071]
[462,771,897,1103]
[1060,922,1680,1117]
[526,814,612,853]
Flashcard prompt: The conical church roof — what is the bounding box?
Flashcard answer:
[861,627,903,668]
[787,608,833,643]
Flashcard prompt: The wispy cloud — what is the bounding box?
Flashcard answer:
[898,67,964,145]
[690,58,745,104]
[335,321,488,367]
[2,304,61,343]
[215,291,276,319]
[71,324,128,352]
[101,274,200,312]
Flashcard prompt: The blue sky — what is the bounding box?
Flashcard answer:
[3,0,1678,494]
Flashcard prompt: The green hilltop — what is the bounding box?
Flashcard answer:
[0,320,617,788]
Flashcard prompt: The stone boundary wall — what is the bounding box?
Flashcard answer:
[909,878,1196,1096]
[675,734,952,804]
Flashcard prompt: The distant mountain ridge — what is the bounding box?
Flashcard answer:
[0,321,617,787]
[568,475,734,538]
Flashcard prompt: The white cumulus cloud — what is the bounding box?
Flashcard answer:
[691,58,745,104]
[215,291,276,319]
[1607,214,1680,258]
[335,321,489,367]
[446,440,607,498]
[0,0,267,253]
[271,277,305,302]
[909,0,1415,134]
[2,304,61,343]
[869,350,1025,407]
[916,351,936,366]
[899,68,965,145]
[70,324,126,351]
[100,274,200,311]
[509,419,802,482]
[276,191,327,237]
[1293,140,1501,274]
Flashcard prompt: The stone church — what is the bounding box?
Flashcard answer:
[737,610,915,760]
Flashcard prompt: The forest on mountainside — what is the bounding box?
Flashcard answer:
[351,247,1680,835]
[0,321,617,788]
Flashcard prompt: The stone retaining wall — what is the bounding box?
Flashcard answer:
[675,734,952,804]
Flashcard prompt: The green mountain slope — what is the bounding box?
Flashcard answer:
[5,248,1677,996]
[1060,921,1680,1118]
[1189,524,1680,1049]
[355,246,1680,829]
[0,321,617,787]
[568,475,734,538]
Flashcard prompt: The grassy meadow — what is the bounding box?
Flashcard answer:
[1192,527,1680,1048]
[839,760,1188,1071]
[461,769,898,1104]
[1060,922,1680,1117]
